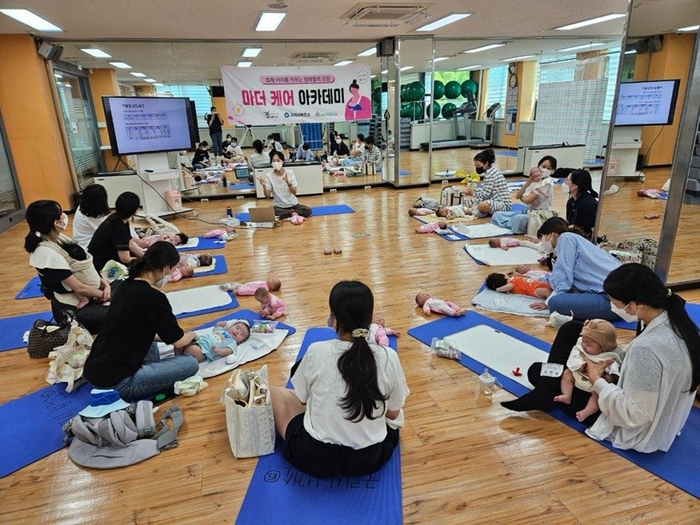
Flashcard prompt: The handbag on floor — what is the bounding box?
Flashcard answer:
[221,364,275,458]
[27,313,74,358]
[527,209,558,238]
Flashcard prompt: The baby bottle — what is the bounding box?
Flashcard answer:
[478,368,497,396]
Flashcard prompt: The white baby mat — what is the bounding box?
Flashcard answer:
[464,244,543,266]
[177,237,200,249]
[444,325,549,389]
[471,287,550,318]
[452,223,512,239]
[165,285,233,315]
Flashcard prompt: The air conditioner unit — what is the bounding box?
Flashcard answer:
[289,52,339,64]
[341,3,434,27]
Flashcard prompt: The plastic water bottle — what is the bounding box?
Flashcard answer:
[478,368,497,396]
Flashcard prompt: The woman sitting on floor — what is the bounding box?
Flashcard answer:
[25,200,113,333]
[270,280,409,478]
[72,183,111,249]
[530,217,621,321]
[491,155,557,234]
[565,169,599,240]
[503,263,700,454]
[459,149,511,218]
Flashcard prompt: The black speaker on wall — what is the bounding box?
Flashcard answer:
[210,86,225,97]
[377,38,396,57]
[37,41,63,61]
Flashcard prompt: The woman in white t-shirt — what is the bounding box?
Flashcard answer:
[256,151,312,220]
[271,280,410,478]
[72,184,111,249]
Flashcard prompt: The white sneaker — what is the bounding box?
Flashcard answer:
[546,311,573,328]
[604,184,620,196]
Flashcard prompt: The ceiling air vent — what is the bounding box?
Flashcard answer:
[289,52,339,64]
[341,3,435,28]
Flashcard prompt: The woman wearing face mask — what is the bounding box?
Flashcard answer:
[83,241,199,402]
[461,149,511,217]
[565,169,599,239]
[492,155,557,233]
[530,217,620,320]
[256,151,312,220]
[25,200,113,333]
[582,263,700,452]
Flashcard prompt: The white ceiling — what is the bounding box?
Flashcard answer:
[1,0,697,85]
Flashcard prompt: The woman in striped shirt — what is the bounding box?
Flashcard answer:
[461,149,511,217]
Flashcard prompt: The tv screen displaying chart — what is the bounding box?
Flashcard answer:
[614,80,680,127]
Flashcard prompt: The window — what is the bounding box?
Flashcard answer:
[485,66,507,119]
[155,85,212,127]
[603,49,621,121]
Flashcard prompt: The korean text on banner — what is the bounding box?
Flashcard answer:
[221,64,372,125]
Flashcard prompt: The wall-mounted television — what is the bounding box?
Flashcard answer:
[614,79,680,127]
[103,96,196,156]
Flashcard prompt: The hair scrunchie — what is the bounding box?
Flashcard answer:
[351,328,369,338]
[667,288,673,298]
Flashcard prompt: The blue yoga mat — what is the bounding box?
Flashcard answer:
[399,170,411,176]
[172,289,238,319]
[236,327,402,525]
[407,312,700,499]
[177,236,227,252]
[236,204,355,222]
[496,150,518,157]
[229,183,255,190]
[0,382,92,478]
[0,310,53,352]
[15,276,44,300]
[192,255,228,278]
[193,309,296,336]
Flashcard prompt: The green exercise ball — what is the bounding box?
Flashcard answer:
[442,102,457,119]
[400,103,412,118]
[411,102,424,120]
[433,80,445,100]
[407,81,425,102]
[445,80,461,100]
[373,87,382,104]
[400,85,408,102]
[461,79,478,98]
[426,101,441,119]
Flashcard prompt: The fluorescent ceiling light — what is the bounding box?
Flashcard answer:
[110,61,132,69]
[54,73,63,79]
[417,13,471,32]
[334,60,353,67]
[431,57,450,63]
[370,74,376,78]
[80,48,111,58]
[500,55,535,62]
[624,49,637,55]
[255,12,286,32]
[130,72,147,77]
[457,65,482,71]
[463,43,505,54]
[678,25,699,32]
[557,43,605,52]
[237,61,253,68]
[554,14,625,31]
[242,47,262,58]
[144,79,156,83]
[0,9,62,31]
[357,47,376,57]
[400,66,414,71]
[381,69,388,74]
[154,83,164,86]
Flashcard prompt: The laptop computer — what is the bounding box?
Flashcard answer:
[247,206,279,228]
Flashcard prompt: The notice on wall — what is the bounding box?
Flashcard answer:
[505,86,518,136]
[221,64,372,125]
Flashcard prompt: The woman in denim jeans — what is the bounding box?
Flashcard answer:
[83,242,199,401]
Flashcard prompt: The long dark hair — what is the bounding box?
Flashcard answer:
[473,148,496,166]
[537,155,558,170]
[252,139,263,154]
[570,169,599,198]
[24,200,62,253]
[604,263,700,391]
[536,216,588,239]
[78,184,110,218]
[331,280,387,422]
[128,241,180,280]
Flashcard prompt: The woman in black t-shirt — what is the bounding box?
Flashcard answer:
[83,242,199,402]
[565,169,599,240]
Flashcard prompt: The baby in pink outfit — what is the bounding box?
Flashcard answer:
[370,314,399,346]
[255,287,286,319]
[229,278,281,296]
[488,237,541,251]
[416,220,449,234]
[415,292,467,317]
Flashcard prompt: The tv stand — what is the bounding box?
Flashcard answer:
[606,127,644,181]
[133,153,193,217]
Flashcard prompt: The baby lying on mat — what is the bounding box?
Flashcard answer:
[416,220,450,234]
[485,273,552,299]
[170,253,213,282]
[370,314,400,346]
[488,237,541,251]
[416,292,467,317]
[221,278,282,296]
[177,319,251,363]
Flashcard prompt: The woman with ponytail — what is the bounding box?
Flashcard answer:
[583,263,700,452]
[271,280,409,478]
[83,241,199,402]
[565,169,599,239]
[25,200,112,333]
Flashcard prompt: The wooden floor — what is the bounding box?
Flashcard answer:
[0,161,698,524]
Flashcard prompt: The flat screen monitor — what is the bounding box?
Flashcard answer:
[614,79,680,127]
[103,96,196,156]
